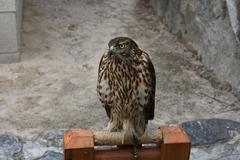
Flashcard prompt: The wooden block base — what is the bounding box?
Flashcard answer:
[64,126,191,160]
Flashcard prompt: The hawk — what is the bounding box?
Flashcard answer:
[97,37,156,159]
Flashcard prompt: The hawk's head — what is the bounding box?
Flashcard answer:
[108,37,139,60]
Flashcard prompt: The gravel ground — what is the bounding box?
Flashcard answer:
[0,0,239,140]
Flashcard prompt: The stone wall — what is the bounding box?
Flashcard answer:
[148,0,240,95]
[0,0,23,63]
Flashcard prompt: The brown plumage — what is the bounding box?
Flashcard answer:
[97,37,156,159]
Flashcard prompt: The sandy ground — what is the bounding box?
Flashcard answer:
[0,0,239,139]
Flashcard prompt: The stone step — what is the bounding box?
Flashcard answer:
[0,0,23,63]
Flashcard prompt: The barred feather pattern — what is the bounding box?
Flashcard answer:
[97,49,155,138]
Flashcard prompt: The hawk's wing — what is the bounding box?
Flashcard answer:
[146,55,156,120]
[97,54,111,119]
[98,54,104,74]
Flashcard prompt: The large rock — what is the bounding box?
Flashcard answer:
[23,141,58,160]
[34,151,63,160]
[181,119,240,146]
[181,119,240,160]
[148,0,240,96]
[190,139,240,160]
[23,129,67,160]
[0,133,23,159]
[34,128,68,148]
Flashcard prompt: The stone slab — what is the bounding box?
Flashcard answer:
[0,13,18,53]
[16,0,23,49]
[0,0,16,12]
[0,52,20,63]
[0,0,23,63]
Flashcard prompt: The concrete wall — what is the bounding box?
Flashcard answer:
[0,0,23,63]
[148,0,240,96]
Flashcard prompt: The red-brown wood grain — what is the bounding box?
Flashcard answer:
[64,126,191,160]
[94,146,161,160]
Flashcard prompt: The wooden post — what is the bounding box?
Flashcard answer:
[160,126,191,160]
[64,129,94,160]
[64,126,191,160]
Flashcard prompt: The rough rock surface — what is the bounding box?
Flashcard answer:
[191,139,240,160]
[1,119,240,159]
[34,151,63,160]
[23,129,65,160]
[0,133,22,159]
[148,0,240,96]
[181,119,240,146]
[34,129,68,147]
[23,141,62,160]
[181,119,240,159]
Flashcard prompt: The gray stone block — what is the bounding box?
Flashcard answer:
[0,0,22,63]
[0,0,16,12]
[16,0,23,50]
[0,13,18,52]
[0,52,20,63]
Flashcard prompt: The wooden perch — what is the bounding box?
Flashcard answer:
[93,129,163,145]
[64,126,191,160]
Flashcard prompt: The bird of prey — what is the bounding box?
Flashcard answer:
[97,37,156,159]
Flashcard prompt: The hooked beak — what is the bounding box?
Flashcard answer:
[108,46,115,58]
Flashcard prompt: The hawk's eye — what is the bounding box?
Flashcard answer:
[119,43,128,49]
[119,44,125,48]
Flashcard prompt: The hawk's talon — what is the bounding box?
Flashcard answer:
[133,146,139,160]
